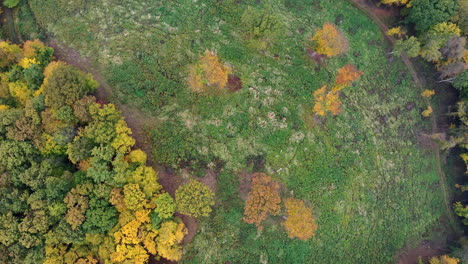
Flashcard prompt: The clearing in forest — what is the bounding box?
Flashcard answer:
[24,0,450,262]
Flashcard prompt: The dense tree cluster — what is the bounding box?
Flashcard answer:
[0,40,186,263]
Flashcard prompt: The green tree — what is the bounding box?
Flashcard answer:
[175,179,214,218]
[392,36,421,57]
[3,0,21,9]
[408,0,459,31]
[153,193,176,219]
[453,71,468,98]
[43,63,97,109]
[81,196,117,234]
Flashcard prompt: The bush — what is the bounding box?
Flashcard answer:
[176,179,214,218]
[3,0,20,8]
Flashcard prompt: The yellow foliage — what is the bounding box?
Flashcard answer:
[187,50,232,93]
[283,198,317,240]
[111,244,148,264]
[431,22,461,37]
[421,89,436,98]
[34,85,45,97]
[8,82,31,105]
[386,27,404,37]
[39,133,65,155]
[22,39,47,58]
[127,149,147,164]
[112,119,136,153]
[18,57,39,69]
[114,219,142,244]
[142,228,158,255]
[429,255,460,264]
[43,61,65,79]
[422,106,433,117]
[311,23,348,57]
[0,41,22,67]
[0,104,10,110]
[134,209,151,223]
[156,220,187,261]
[110,188,127,213]
[381,0,411,6]
[130,166,162,198]
[313,86,342,116]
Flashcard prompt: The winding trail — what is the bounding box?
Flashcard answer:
[345,0,462,261]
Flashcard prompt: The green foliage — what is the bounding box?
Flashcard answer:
[454,71,468,99]
[3,0,20,8]
[176,180,214,218]
[153,193,176,219]
[408,0,459,31]
[81,196,117,234]
[24,0,453,263]
[43,64,97,109]
[240,6,285,49]
[393,36,421,57]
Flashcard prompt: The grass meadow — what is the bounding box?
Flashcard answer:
[21,0,451,262]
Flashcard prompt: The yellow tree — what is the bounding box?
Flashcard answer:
[429,255,460,264]
[243,173,281,230]
[283,198,317,240]
[311,23,349,57]
[187,51,232,93]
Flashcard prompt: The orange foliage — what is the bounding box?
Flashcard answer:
[187,51,232,93]
[243,173,281,230]
[313,86,342,116]
[335,64,363,89]
[311,23,349,57]
[23,39,47,58]
[283,198,317,240]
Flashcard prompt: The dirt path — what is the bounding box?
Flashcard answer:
[345,0,462,262]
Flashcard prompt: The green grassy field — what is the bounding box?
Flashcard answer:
[24,0,449,262]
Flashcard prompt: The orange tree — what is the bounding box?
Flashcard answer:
[187,51,232,94]
[243,173,281,230]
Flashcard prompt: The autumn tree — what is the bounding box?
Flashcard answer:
[175,179,214,218]
[314,64,362,116]
[42,62,98,109]
[187,51,232,94]
[0,41,22,68]
[380,0,411,6]
[335,64,364,89]
[283,198,317,240]
[243,173,281,229]
[429,255,460,264]
[311,23,349,57]
[155,220,187,261]
[313,86,342,116]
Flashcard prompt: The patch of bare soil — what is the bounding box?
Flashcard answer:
[238,170,254,201]
[397,241,448,264]
[196,170,217,193]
